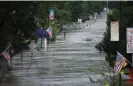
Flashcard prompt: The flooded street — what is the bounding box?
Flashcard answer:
[1,18,112,86]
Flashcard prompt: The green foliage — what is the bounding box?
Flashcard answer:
[96,9,121,67]
[108,1,121,9]
[0,1,107,53]
[0,1,38,52]
[96,1,133,67]
[71,1,106,22]
[71,1,83,22]
[51,24,59,41]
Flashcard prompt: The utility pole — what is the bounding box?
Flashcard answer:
[107,0,108,9]
[48,5,50,45]
[119,1,122,86]
[48,6,49,27]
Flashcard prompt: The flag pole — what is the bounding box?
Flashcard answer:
[119,73,122,86]
[0,44,12,67]
[126,58,133,67]
[116,50,133,67]
[113,71,115,86]
[41,36,42,48]
[115,50,121,86]
[2,45,10,53]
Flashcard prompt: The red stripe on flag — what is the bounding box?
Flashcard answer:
[1,48,11,67]
[116,57,125,71]
[2,52,10,60]
[115,57,126,73]
[115,58,125,73]
[117,58,126,73]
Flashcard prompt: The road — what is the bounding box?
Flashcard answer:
[1,18,113,86]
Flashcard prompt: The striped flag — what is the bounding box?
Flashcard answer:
[46,26,52,38]
[114,51,126,73]
[1,46,11,67]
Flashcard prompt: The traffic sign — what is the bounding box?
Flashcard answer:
[49,9,54,20]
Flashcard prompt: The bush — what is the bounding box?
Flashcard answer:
[95,9,120,67]
[96,1,133,68]
[51,24,60,42]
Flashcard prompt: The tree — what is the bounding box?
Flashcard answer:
[81,1,106,21]
[0,1,108,53]
[96,1,133,67]
[71,1,83,22]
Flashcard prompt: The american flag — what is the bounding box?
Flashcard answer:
[1,46,11,67]
[114,51,126,73]
[46,26,52,38]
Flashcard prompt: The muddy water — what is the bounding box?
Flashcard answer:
[1,18,113,86]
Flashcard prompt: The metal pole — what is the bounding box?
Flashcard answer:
[10,50,13,68]
[64,29,66,38]
[41,36,42,48]
[44,38,47,51]
[21,49,23,62]
[48,5,49,27]
[107,0,108,9]
[132,54,133,67]
[8,43,12,68]
[48,14,49,27]
[119,3,122,86]
[112,71,115,86]
[119,73,122,86]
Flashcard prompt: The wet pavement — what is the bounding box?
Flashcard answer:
[1,18,113,86]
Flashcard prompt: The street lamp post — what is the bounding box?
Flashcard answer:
[107,0,108,9]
